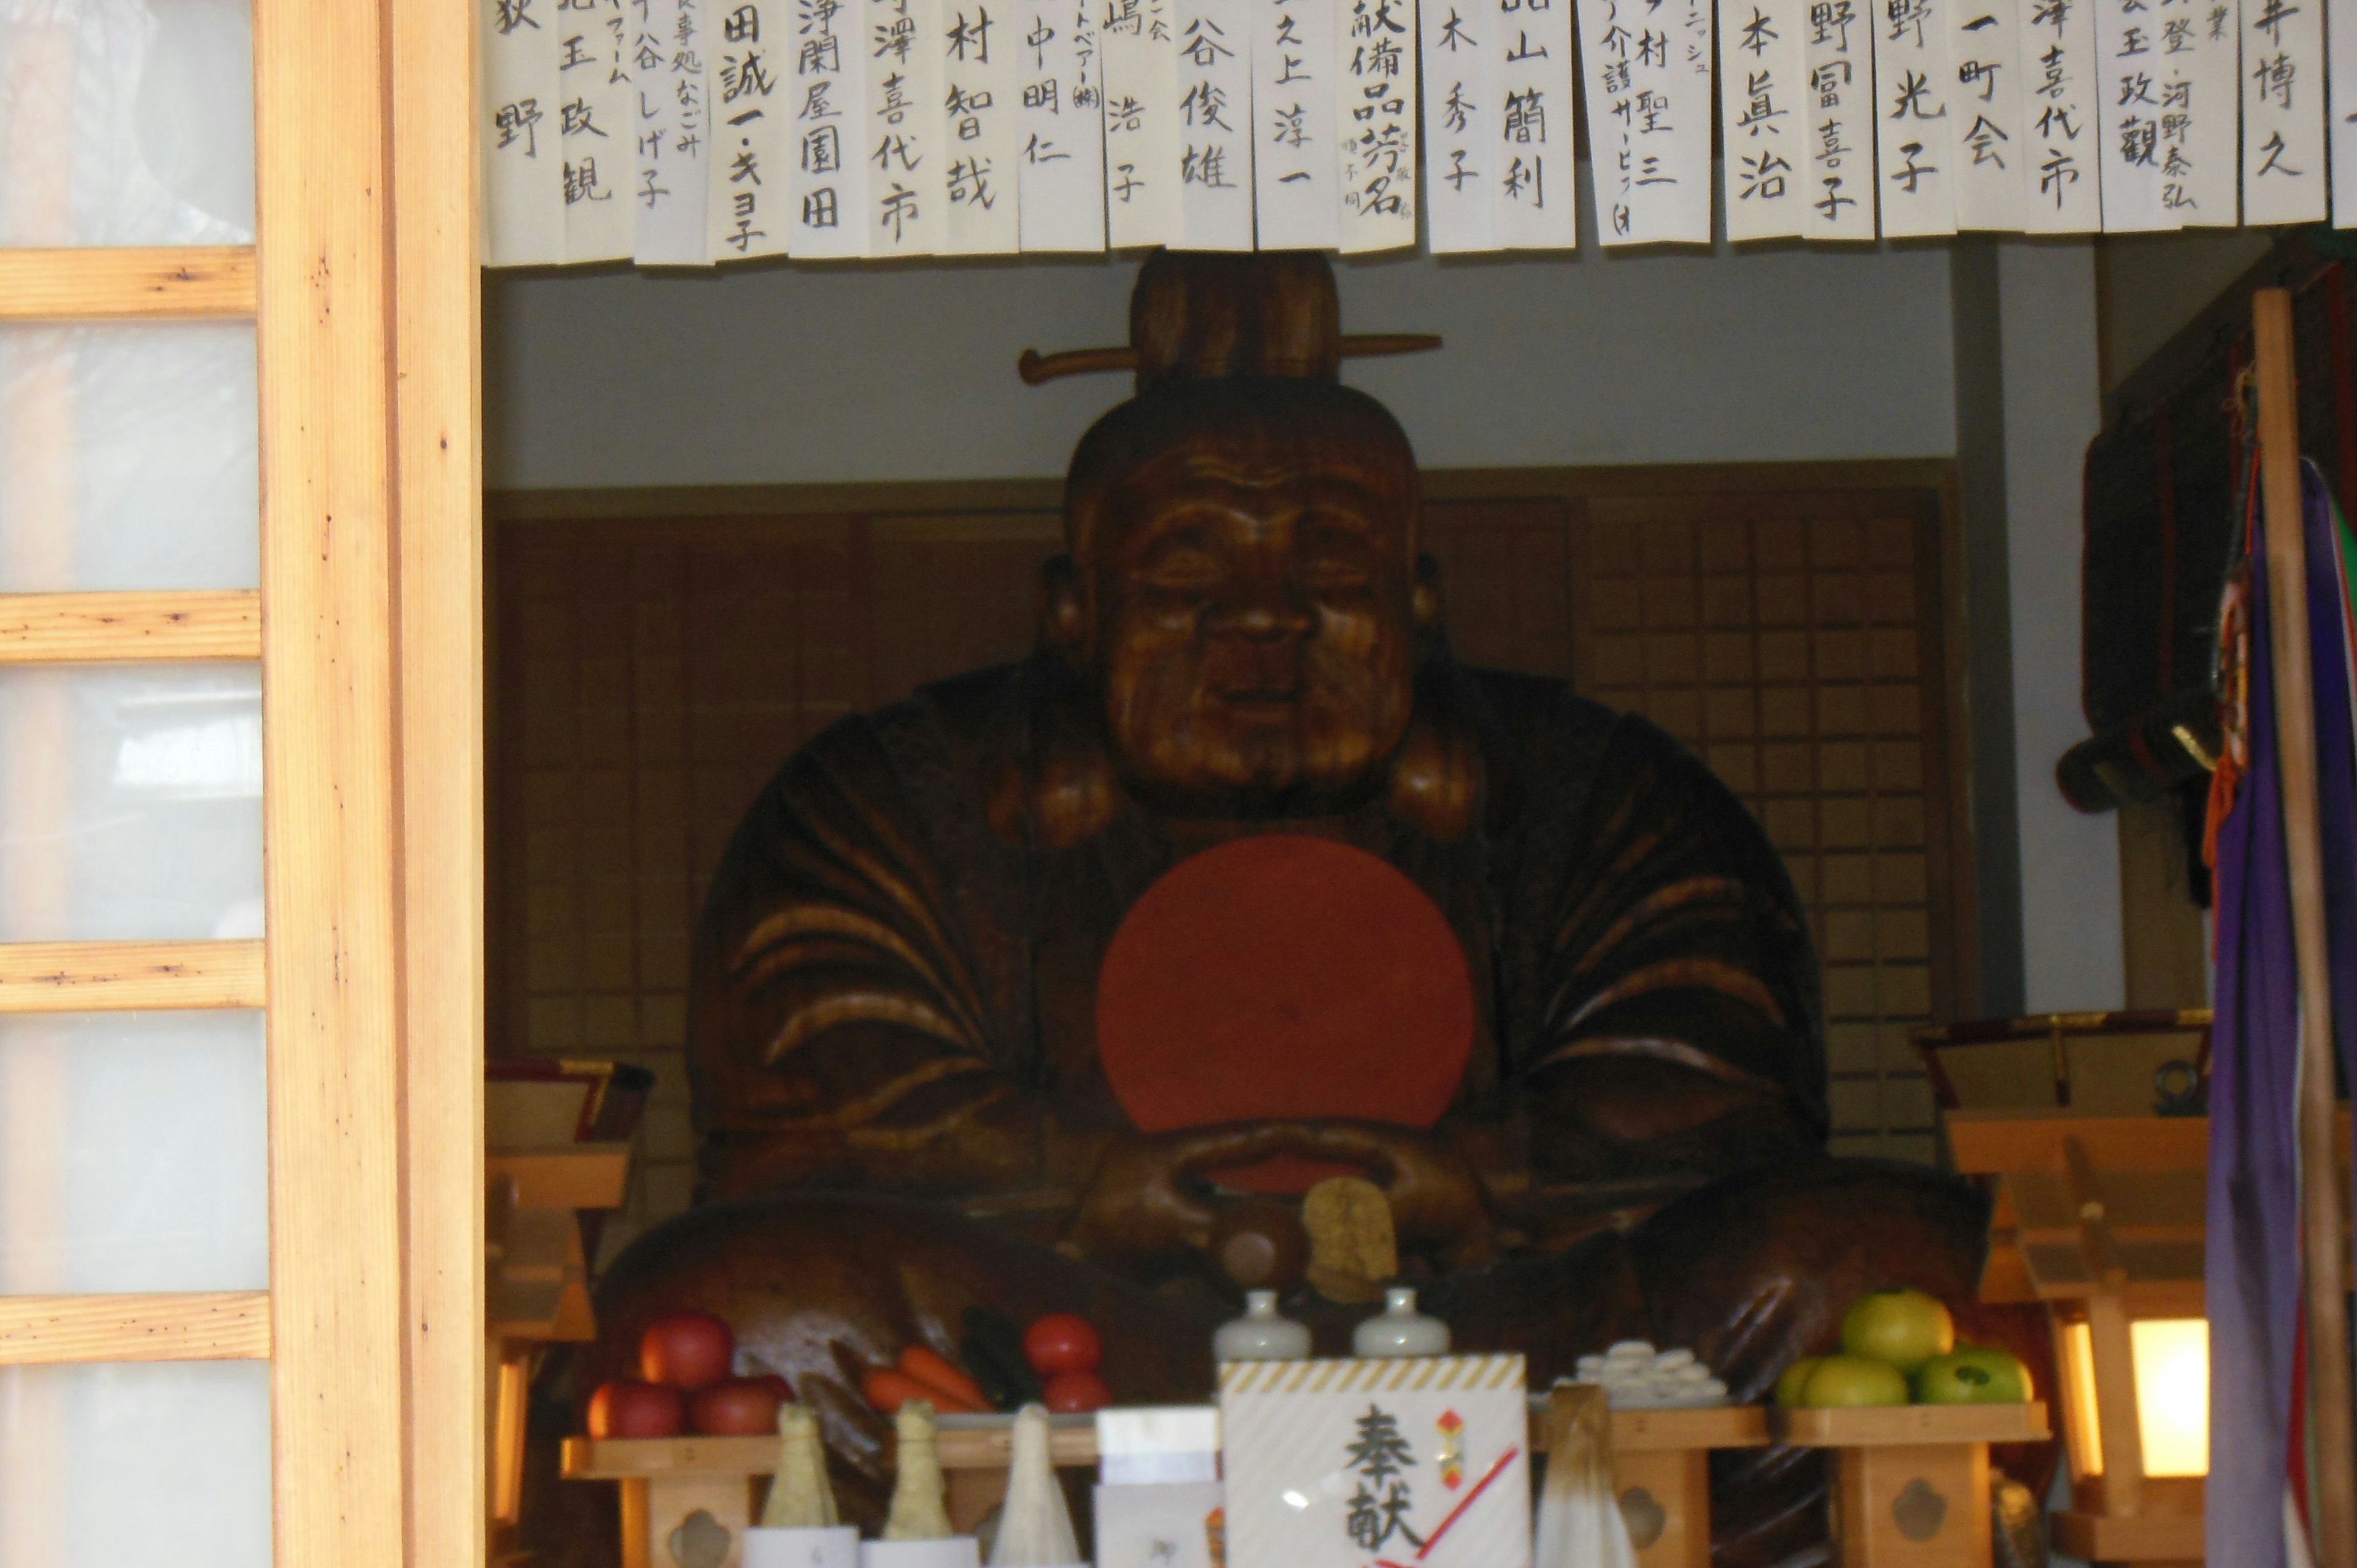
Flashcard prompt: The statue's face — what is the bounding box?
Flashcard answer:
[1080,425,1419,808]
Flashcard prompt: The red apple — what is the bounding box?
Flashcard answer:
[690,1377,786,1435]
[1023,1314,1102,1377]
[1042,1370,1110,1413]
[641,1311,735,1390]
[587,1378,685,1439]
[746,1372,796,1405]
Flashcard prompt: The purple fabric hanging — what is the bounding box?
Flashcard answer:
[2207,460,2357,1567]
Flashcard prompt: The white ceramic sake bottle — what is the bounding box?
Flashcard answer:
[1214,1290,1313,1362]
[1352,1286,1450,1358]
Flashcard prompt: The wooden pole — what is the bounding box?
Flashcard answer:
[2253,285,2357,1567]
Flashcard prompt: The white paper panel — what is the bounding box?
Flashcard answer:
[1875,0,1957,234]
[1102,0,1185,244]
[0,1013,265,1294]
[0,665,263,944]
[636,0,714,261]
[1254,0,1341,245]
[0,325,258,593]
[560,0,638,260]
[1337,0,1417,250]
[705,0,793,258]
[2019,0,2100,230]
[485,0,567,265]
[0,1362,271,1568]
[1948,0,2024,228]
[791,0,876,252]
[2096,0,2172,228]
[1720,0,1808,238]
[870,0,946,252]
[1493,0,1577,248]
[940,0,1024,250]
[2245,0,2322,222]
[0,0,255,247]
[1016,0,1110,246]
[1797,0,1876,238]
[1419,0,1496,249]
[1579,0,1713,244]
[1175,0,1256,247]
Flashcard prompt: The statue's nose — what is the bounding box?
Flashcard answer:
[1219,578,1317,639]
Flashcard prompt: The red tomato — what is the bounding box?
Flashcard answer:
[1023,1314,1102,1377]
[640,1311,735,1390]
[1042,1370,1110,1414]
[689,1377,786,1436]
[587,1378,685,1439]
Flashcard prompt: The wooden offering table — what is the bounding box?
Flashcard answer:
[1775,1402,2051,1568]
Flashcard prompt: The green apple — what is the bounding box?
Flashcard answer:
[1914,1346,2033,1405]
[1773,1357,1825,1409]
[1800,1354,1911,1408]
[1840,1288,1956,1375]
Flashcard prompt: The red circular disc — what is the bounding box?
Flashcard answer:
[1096,836,1474,1194]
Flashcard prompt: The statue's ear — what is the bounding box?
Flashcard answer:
[1041,553,1088,656]
[1413,552,1444,631]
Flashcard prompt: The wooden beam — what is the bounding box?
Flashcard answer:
[2254,285,2357,1567]
[0,590,261,662]
[0,1291,271,1364]
[0,940,265,1011]
[0,247,258,320]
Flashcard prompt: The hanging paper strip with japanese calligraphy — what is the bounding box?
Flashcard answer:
[791,0,875,254]
[706,0,792,260]
[2018,0,2099,231]
[2334,0,2357,224]
[1875,0,1957,234]
[485,0,566,266]
[2096,0,2171,228]
[1102,0,1185,244]
[1256,0,1341,245]
[1337,0,1418,250]
[1016,0,1109,247]
[560,0,638,261]
[1579,0,1713,243]
[1946,0,2022,228]
[2245,0,2324,223]
[869,0,945,253]
[1798,0,1877,239]
[1720,0,1808,239]
[2159,0,2237,223]
[939,0,1023,252]
[1493,0,1579,248]
[1420,0,1497,249]
[1174,0,1257,246]
[637,0,715,261]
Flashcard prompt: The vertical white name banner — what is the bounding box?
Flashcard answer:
[1102,0,1185,244]
[2334,0,2357,223]
[637,0,714,261]
[2246,0,2323,222]
[1337,0,1418,249]
[1579,0,1713,244]
[1420,0,1496,249]
[1256,0,1341,244]
[559,0,638,260]
[1175,0,1257,246]
[1946,0,2022,228]
[486,0,567,266]
[1875,0,1957,234]
[1016,0,1109,246]
[707,0,792,258]
[1494,0,1578,247]
[2019,0,2099,230]
[1720,0,1808,237]
[869,0,945,253]
[791,0,875,254]
[2100,0,2234,227]
[1801,0,1876,238]
[939,0,1023,250]
[2095,0,2170,228]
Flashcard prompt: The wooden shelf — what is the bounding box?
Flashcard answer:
[1773,1401,2049,1447]
[1613,1404,1770,1451]
[2051,1508,2204,1561]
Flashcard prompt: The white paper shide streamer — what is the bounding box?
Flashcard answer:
[1174,0,1256,247]
[706,0,792,258]
[1337,0,1418,251]
[2245,0,2323,223]
[560,0,638,261]
[637,0,715,262]
[1947,0,2023,228]
[940,0,1024,252]
[485,0,565,265]
[1420,0,1497,249]
[1255,0,1341,245]
[1493,0,1577,249]
[1874,0,1956,236]
[1015,0,1109,248]
[2019,0,2099,231]
[1719,0,1806,238]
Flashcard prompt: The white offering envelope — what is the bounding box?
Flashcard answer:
[864,1539,983,1568]
[748,1526,862,1568]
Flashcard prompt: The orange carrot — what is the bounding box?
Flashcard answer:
[899,1345,992,1412]
[863,1365,983,1416]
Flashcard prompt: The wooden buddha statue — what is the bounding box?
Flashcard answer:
[578,251,2015,1564]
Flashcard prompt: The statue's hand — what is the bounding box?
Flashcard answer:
[1290,1121,1500,1270]
[1063,1122,1315,1267]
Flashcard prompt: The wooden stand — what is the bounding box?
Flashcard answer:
[1776,1404,2049,1568]
[1612,1406,1769,1568]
